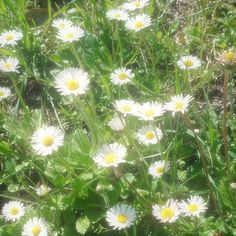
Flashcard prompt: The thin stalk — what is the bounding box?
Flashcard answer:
[69,43,84,69]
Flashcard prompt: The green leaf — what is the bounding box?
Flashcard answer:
[75,216,90,235]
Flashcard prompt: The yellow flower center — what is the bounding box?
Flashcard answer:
[175,101,184,110]
[122,105,131,112]
[145,131,155,139]
[156,166,164,174]
[183,59,193,67]
[114,13,121,19]
[31,225,41,235]
[42,135,54,147]
[3,63,12,71]
[0,91,5,96]
[65,33,74,40]
[134,1,141,7]
[118,72,128,80]
[5,34,14,41]
[187,203,199,212]
[117,214,128,223]
[134,21,144,29]
[225,51,235,61]
[10,207,19,215]
[104,153,117,164]
[144,110,155,117]
[66,79,80,90]
[59,23,65,29]
[160,207,175,220]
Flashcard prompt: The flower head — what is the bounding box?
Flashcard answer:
[108,115,126,131]
[2,201,25,222]
[0,87,11,101]
[177,55,201,70]
[57,26,85,42]
[22,217,48,236]
[106,203,136,230]
[123,0,150,11]
[0,30,23,47]
[125,14,151,32]
[31,126,64,156]
[148,160,169,178]
[52,18,73,30]
[35,184,51,196]
[106,9,129,21]
[0,57,19,72]
[113,99,138,116]
[110,67,135,85]
[217,48,236,67]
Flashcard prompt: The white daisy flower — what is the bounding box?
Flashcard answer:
[0,87,11,101]
[31,126,64,156]
[123,0,150,11]
[93,143,127,168]
[179,195,207,217]
[136,125,163,146]
[110,67,135,85]
[125,14,151,32]
[0,30,23,47]
[148,160,169,178]
[177,55,201,70]
[133,101,164,121]
[54,68,89,96]
[106,9,129,21]
[52,18,73,30]
[0,56,19,72]
[165,94,193,115]
[113,99,138,116]
[35,184,51,196]
[152,199,180,223]
[106,203,136,230]
[217,48,236,66]
[2,201,25,222]
[57,26,85,42]
[108,115,126,131]
[22,217,48,236]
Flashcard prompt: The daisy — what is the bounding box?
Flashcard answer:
[179,195,207,217]
[106,203,136,230]
[136,125,163,145]
[165,94,193,115]
[123,0,150,11]
[125,14,151,32]
[148,160,168,178]
[52,18,73,30]
[0,87,11,101]
[35,184,51,196]
[217,48,236,66]
[2,201,25,222]
[110,67,135,85]
[177,55,201,70]
[152,199,180,223]
[106,9,129,21]
[108,115,126,131]
[0,56,19,72]
[57,26,85,42]
[54,68,89,96]
[31,126,64,156]
[133,101,164,121]
[0,30,23,47]
[93,143,127,168]
[113,99,138,116]
[22,217,48,236]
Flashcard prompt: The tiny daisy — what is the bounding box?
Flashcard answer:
[35,184,51,196]
[125,14,151,32]
[0,87,11,101]
[177,55,201,70]
[179,195,207,217]
[22,217,48,236]
[148,160,169,178]
[0,30,23,47]
[217,48,236,66]
[106,203,136,230]
[136,125,163,146]
[31,126,64,156]
[106,9,129,21]
[152,199,180,223]
[113,99,138,116]
[108,115,126,131]
[93,143,127,168]
[0,56,19,72]
[52,18,73,30]
[133,101,164,121]
[54,68,89,96]
[2,201,25,222]
[57,26,85,42]
[165,94,193,115]
[110,67,135,85]
[123,0,150,11]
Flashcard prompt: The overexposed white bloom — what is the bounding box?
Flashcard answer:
[177,55,201,70]
[0,57,19,72]
[54,68,89,96]
[136,125,162,145]
[2,201,25,222]
[133,101,164,121]
[35,184,51,196]
[106,203,136,230]
[22,217,48,236]
[179,195,207,217]
[110,67,134,85]
[108,115,126,131]
[148,160,168,178]
[152,199,180,223]
[93,143,127,168]
[0,30,23,47]
[114,99,138,116]
[68,8,77,14]
[57,26,85,42]
[123,0,150,11]
[125,14,151,32]
[0,87,11,101]
[52,18,73,30]
[106,9,129,21]
[31,126,64,156]
[165,94,193,115]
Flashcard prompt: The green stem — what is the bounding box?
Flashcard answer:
[69,43,84,69]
